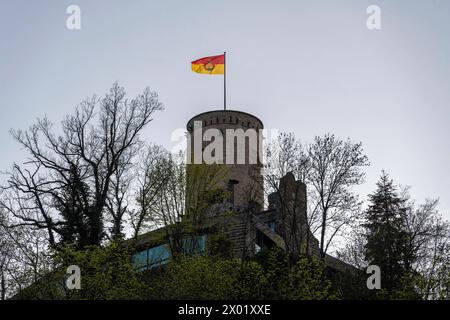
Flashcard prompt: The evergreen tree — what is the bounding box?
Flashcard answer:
[56,166,95,248]
[364,172,415,296]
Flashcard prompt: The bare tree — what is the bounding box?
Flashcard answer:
[131,144,172,238]
[402,195,450,299]
[336,226,368,270]
[262,133,310,258]
[0,209,12,300]
[0,83,163,248]
[0,209,51,299]
[308,134,369,258]
[264,132,369,258]
[105,148,134,241]
[133,149,226,258]
[264,132,310,185]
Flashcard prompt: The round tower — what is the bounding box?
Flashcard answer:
[186,110,264,211]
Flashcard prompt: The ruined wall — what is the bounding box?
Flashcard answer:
[269,172,310,257]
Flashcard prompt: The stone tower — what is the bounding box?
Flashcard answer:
[186,110,264,211]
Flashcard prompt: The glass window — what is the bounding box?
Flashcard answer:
[148,243,171,269]
[132,249,148,272]
[266,221,276,232]
[132,235,207,271]
[182,235,206,255]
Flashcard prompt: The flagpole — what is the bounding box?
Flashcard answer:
[224,51,226,111]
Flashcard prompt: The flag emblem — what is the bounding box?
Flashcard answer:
[205,62,214,71]
[191,54,225,74]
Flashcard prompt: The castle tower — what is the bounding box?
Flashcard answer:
[186,110,264,210]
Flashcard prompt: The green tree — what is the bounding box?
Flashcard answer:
[234,260,268,299]
[284,257,336,300]
[60,243,145,299]
[146,256,239,300]
[17,243,145,300]
[255,248,335,299]
[364,172,416,297]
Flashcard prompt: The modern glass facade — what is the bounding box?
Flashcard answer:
[132,235,207,271]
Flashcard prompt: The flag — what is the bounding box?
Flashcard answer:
[191,54,225,74]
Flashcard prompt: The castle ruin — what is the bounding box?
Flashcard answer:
[134,110,354,273]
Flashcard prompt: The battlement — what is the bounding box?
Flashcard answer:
[187,110,264,131]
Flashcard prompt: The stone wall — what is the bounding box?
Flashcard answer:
[186,110,264,209]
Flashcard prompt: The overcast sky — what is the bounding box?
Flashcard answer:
[0,0,449,220]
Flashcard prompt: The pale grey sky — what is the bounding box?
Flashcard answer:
[0,0,449,219]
